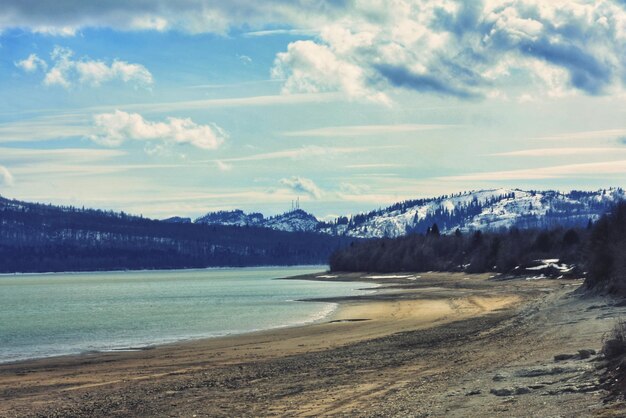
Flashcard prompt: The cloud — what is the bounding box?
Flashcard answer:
[4,1,626,100]
[283,123,447,137]
[243,29,318,37]
[76,60,153,86]
[491,147,626,157]
[31,26,77,36]
[270,1,626,101]
[0,94,340,144]
[0,165,14,186]
[0,147,125,162]
[345,163,404,169]
[219,145,401,163]
[338,182,369,195]
[375,64,479,100]
[16,46,153,88]
[0,115,91,143]
[439,160,626,182]
[0,1,348,35]
[280,176,322,199]
[272,40,389,103]
[236,54,252,64]
[99,92,342,113]
[89,110,227,150]
[15,53,48,72]
[534,128,626,141]
[216,160,232,171]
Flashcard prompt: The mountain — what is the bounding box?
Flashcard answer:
[259,209,320,232]
[162,216,191,224]
[322,188,625,238]
[195,208,320,232]
[2,187,623,273]
[195,210,264,227]
[194,188,625,239]
[0,195,354,273]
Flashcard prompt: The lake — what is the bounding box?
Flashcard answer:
[0,266,371,363]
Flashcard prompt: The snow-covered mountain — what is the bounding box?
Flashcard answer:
[195,210,264,227]
[261,209,320,232]
[322,188,625,238]
[162,216,191,224]
[194,208,319,232]
[193,188,625,239]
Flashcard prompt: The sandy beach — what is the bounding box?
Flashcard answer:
[1,272,625,417]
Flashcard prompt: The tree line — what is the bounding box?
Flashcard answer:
[330,223,588,275]
[331,201,626,296]
[0,196,353,273]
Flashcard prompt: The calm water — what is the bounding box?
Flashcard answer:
[0,266,372,363]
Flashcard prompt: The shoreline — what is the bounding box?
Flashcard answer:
[0,272,496,368]
[0,269,371,366]
[0,264,329,277]
[2,272,624,417]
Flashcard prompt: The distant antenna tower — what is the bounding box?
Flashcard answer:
[290,197,301,212]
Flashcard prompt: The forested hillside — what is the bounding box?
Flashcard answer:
[321,188,624,238]
[329,225,587,275]
[0,196,352,273]
[584,202,626,296]
[330,201,626,298]
[193,188,624,239]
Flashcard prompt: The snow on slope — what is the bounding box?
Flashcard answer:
[193,188,624,238]
[327,188,625,238]
[195,210,264,227]
[261,209,319,232]
[195,208,319,232]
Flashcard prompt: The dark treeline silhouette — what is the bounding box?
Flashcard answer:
[0,196,353,273]
[584,202,626,296]
[330,224,589,275]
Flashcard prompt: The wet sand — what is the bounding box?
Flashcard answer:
[1,272,624,417]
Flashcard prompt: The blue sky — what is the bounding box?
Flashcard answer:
[0,0,625,220]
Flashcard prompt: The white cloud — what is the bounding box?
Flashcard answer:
[345,163,404,169]
[76,59,153,86]
[220,145,401,163]
[440,159,626,182]
[216,160,232,171]
[0,165,14,186]
[237,54,252,64]
[272,40,389,103]
[0,116,90,143]
[491,147,626,157]
[32,26,77,36]
[99,92,342,114]
[270,0,626,101]
[0,94,340,144]
[244,29,318,37]
[43,46,74,87]
[283,123,447,137]
[89,110,227,150]
[338,182,369,195]
[17,46,153,88]
[0,147,125,162]
[280,176,322,199]
[15,53,47,72]
[534,128,626,141]
[44,67,71,88]
[5,1,626,101]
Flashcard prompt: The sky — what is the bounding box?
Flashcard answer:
[0,0,625,220]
